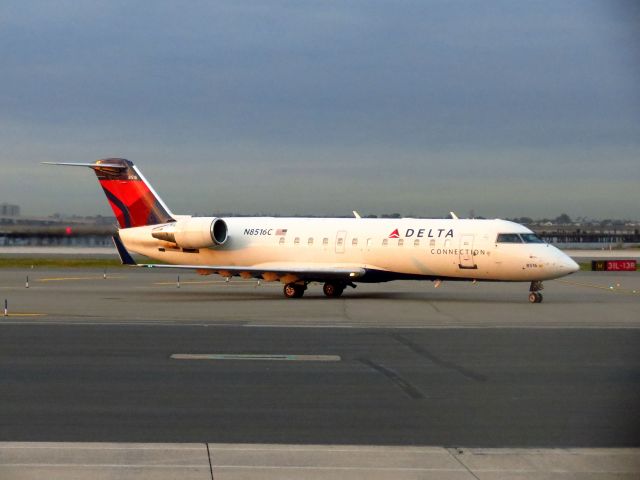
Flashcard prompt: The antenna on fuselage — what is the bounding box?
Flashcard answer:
[449,211,459,220]
[353,210,362,219]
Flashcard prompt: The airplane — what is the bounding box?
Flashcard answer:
[44,158,579,303]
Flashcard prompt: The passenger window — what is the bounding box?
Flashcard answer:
[337,238,343,246]
[496,233,523,243]
[429,239,435,247]
[308,237,314,246]
[414,239,420,247]
[382,239,388,246]
[279,237,285,245]
[352,238,358,246]
[398,239,404,247]
[366,238,372,247]
[322,237,329,246]
[294,237,300,245]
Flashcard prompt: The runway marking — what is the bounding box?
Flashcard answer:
[2,313,46,317]
[171,353,341,362]
[36,276,125,282]
[555,279,639,295]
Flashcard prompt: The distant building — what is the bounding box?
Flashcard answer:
[0,203,20,216]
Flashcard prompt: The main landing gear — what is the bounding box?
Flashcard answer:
[528,281,544,303]
[283,281,352,298]
[283,282,306,299]
[322,282,345,298]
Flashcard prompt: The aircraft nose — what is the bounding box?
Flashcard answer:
[554,253,579,276]
[560,256,580,275]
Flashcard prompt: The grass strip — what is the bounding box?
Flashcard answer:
[0,257,125,268]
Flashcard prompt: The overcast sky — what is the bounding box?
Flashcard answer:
[1,0,638,219]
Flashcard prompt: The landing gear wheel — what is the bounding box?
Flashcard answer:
[528,281,544,303]
[284,283,305,299]
[528,292,543,303]
[323,282,345,298]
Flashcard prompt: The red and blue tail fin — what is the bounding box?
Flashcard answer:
[44,158,174,228]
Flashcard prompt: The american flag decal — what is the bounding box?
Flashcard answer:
[275,229,288,236]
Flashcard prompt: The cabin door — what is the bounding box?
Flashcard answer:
[459,234,477,269]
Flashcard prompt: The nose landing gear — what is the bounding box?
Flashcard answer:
[528,292,543,303]
[528,281,544,303]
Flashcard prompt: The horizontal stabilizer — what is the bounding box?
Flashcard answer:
[42,162,127,169]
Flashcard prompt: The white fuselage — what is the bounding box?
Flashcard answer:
[120,217,578,283]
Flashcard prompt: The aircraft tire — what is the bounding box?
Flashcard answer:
[528,292,543,303]
[323,282,344,298]
[284,283,305,299]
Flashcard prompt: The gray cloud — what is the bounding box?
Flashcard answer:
[0,0,638,219]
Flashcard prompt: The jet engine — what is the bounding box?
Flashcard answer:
[151,217,228,249]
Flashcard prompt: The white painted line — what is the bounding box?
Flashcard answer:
[170,353,341,362]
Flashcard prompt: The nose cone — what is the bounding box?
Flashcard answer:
[559,255,580,275]
[544,247,580,278]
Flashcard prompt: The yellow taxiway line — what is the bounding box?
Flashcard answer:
[36,276,125,282]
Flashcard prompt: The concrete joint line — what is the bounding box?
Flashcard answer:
[448,449,481,480]
[206,443,215,480]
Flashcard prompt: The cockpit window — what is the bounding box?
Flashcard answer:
[520,233,545,244]
[496,233,523,243]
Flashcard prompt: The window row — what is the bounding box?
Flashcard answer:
[279,237,434,247]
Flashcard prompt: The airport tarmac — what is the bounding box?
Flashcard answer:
[0,267,638,478]
[0,267,638,328]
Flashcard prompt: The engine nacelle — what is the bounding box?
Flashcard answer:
[152,217,228,249]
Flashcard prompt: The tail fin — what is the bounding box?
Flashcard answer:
[44,158,174,228]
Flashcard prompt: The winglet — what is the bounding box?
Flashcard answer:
[112,233,137,265]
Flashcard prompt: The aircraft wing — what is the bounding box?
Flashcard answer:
[138,262,366,281]
[112,234,366,281]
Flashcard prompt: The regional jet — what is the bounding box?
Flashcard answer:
[44,159,579,302]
